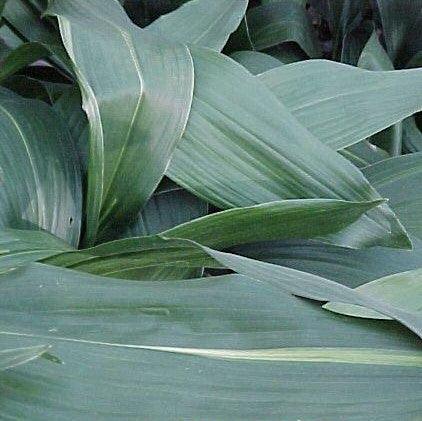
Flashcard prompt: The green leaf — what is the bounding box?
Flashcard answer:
[0,42,50,82]
[358,31,394,71]
[246,0,321,58]
[41,235,422,337]
[147,0,248,51]
[403,116,422,153]
[47,0,194,246]
[363,153,422,240]
[259,60,422,150]
[0,229,73,273]
[324,268,422,320]
[167,48,410,249]
[121,179,208,238]
[358,32,403,156]
[0,88,81,246]
[0,264,421,418]
[230,50,284,75]
[0,344,51,371]
[162,199,383,249]
[339,140,389,168]
[2,0,71,74]
[376,0,422,68]
[233,237,422,288]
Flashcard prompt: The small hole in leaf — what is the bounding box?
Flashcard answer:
[69,217,73,226]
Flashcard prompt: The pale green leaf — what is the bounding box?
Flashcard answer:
[147,0,248,51]
[259,60,422,150]
[167,48,410,249]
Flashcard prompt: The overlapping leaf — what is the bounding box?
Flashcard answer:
[0,88,81,245]
[259,60,422,150]
[0,264,420,419]
[47,0,194,245]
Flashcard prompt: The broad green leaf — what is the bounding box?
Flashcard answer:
[259,60,422,150]
[0,42,50,82]
[0,344,50,371]
[230,50,284,75]
[167,48,409,249]
[0,264,421,418]
[48,0,194,246]
[147,0,248,51]
[233,237,422,288]
[362,153,422,240]
[0,88,81,246]
[246,0,321,58]
[42,236,422,337]
[376,0,422,68]
[325,268,422,320]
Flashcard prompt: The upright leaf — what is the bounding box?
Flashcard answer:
[0,88,81,246]
[47,0,194,245]
[246,0,322,58]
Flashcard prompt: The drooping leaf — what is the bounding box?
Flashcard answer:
[230,50,284,75]
[0,88,81,246]
[246,0,321,58]
[47,0,194,246]
[167,48,410,249]
[232,237,422,288]
[0,263,421,419]
[259,60,422,150]
[147,0,248,51]
[161,199,383,249]
[325,268,422,320]
[41,235,422,337]
[362,153,422,240]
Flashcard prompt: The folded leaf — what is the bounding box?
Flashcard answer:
[47,0,194,245]
[259,60,422,150]
[147,0,248,51]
